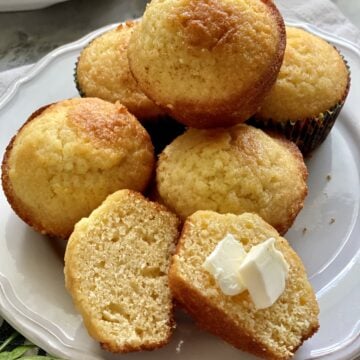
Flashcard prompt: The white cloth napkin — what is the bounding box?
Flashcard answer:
[0,0,359,99]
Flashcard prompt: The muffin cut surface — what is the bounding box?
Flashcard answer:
[64,189,180,352]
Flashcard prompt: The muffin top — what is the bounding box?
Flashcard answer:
[76,21,164,120]
[2,98,155,238]
[256,27,350,122]
[128,0,285,128]
[156,124,307,234]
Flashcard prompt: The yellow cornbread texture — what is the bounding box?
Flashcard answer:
[156,124,307,234]
[128,0,286,128]
[76,21,164,120]
[2,98,155,238]
[65,190,180,352]
[256,26,349,121]
[169,211,319,360]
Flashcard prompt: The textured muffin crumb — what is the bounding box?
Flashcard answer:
[64,189,180,352]
[156,124,307,234]
[169,211,319,360]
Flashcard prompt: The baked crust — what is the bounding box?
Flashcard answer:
[2,98,155,239]
[76,20,164,121]
[128,0,286,128]
[156,124,307,235]
[2,104,53,236]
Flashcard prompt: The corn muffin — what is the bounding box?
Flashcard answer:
[252,26,350,154]
[1,98,155,239]
[156,124,307,235]
[75,21,164,120]
[128,0,286,128]
[169,211,319,360]
[65,189,180,352]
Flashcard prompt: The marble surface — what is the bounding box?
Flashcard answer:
[0,0,359,73]
[0,0,148,71]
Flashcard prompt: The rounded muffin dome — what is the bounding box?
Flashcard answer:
[76,21,164,121]
[156,124,307,234]
[128,0,286,128]
[256,26,349,122]
[2,98,155,238]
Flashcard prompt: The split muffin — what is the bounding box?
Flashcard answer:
[169,211,319,360]
[65,190,180,352]
[156,124,308,234]
[252,26,350,154]
[75,21,164,121]
[1,98,155,239]
[128,0,286,128]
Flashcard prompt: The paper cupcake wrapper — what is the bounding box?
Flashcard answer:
[248,99,346,155]
[143,115,186,155]
[249,55,350,155]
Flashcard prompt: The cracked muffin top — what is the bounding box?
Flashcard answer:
[128,0,286,128]
[156,124,307,234]
[1,98,155,238]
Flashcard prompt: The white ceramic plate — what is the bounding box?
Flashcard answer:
[0,21,359,360]
[0,0,69,12]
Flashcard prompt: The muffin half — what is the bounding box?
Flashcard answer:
[2,98,155,238]
[169,211,319,360]
[156,124,308,234]
[252,26,350,154]
[128,0,286,128]
[65,189,180,352]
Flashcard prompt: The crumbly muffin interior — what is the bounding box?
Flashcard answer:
[65,190,179,351]
[170,211,319,359]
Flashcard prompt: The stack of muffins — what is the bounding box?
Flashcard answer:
[1,0,351,359]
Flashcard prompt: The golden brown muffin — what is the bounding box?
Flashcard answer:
[2,98,155,239]
[156,124,307,234]
[76,21,164,120]
[169,211,319,360]
[128,0,286,128]
[252,26,350,154]
[65,189,180,353]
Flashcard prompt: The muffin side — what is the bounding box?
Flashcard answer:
[76,21,164,120]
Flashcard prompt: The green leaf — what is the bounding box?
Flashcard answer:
[0,345,35,359]
[21,357,60,360]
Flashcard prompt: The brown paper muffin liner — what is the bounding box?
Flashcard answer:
[249,57,350,156]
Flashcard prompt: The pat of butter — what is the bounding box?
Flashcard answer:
[239,238,289,309]
[203,234,246,295]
